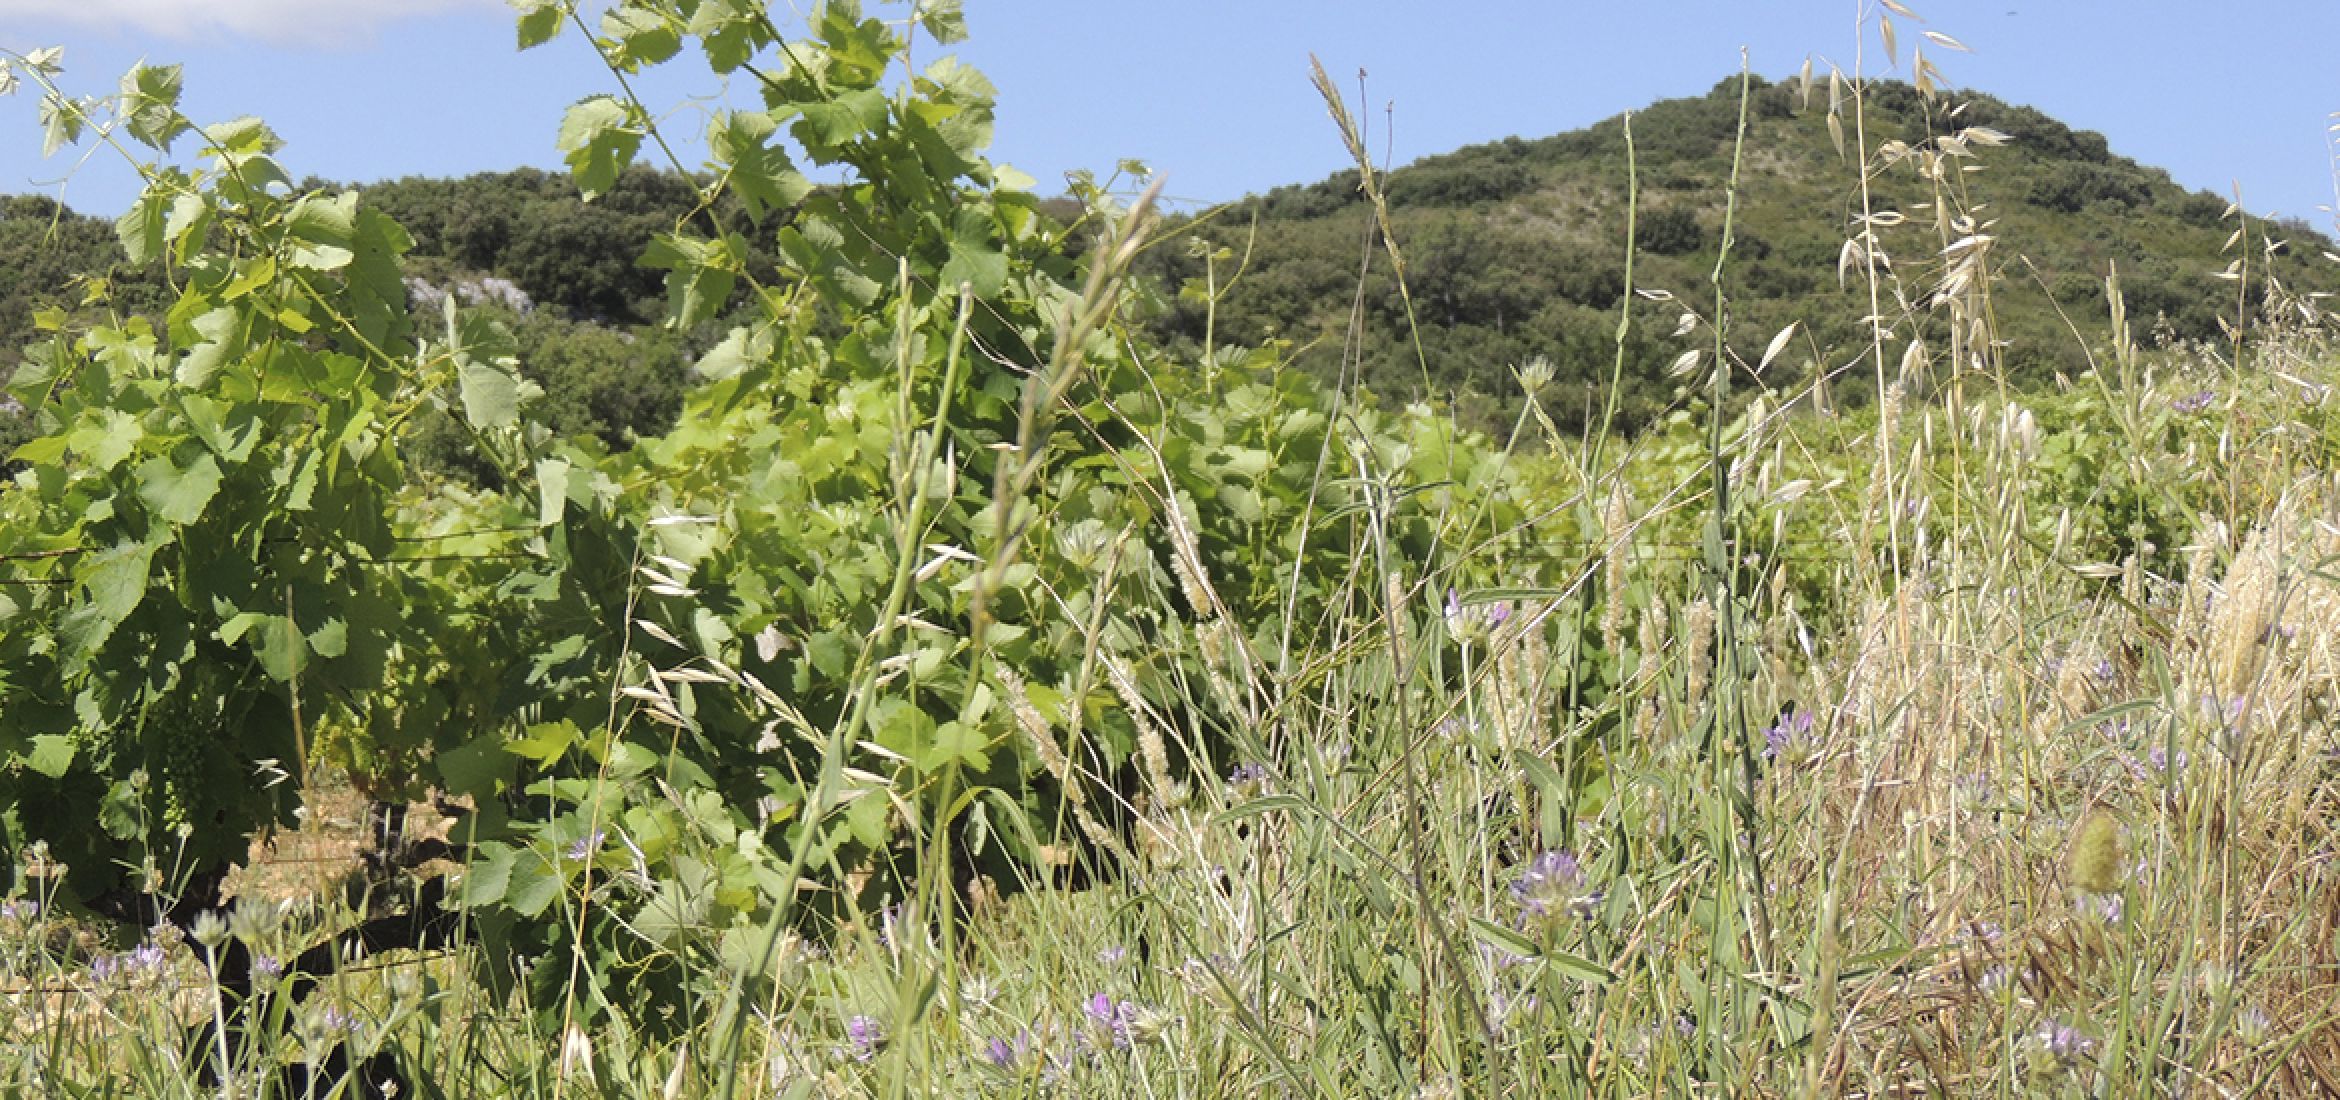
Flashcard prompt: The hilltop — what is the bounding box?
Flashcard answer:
[1135,75,2339,430]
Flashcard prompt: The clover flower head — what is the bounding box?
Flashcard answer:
[845,1015,885,1062]
[1510,850,1600,921]
[2032,1019,2093,1067]
[1433,715,1477,739]
[1442,589,1513,641]
[960,975,1000,1009]
[1227,763,1272,798]
[2237,1005,2273,1046]
[983,1029,1041,1072]
[1084,993,1138,1050]
[1762,709,1818,766]
[95,942,167,983]
[565,830,605,862]
[1487,988,1540,1033]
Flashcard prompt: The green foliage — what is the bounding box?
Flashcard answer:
[0,114,438,900]
[0,0,1538,1044]
[1636,204,1705,256]
[7,16,2339,1099]
[368,165,724,326]
[1133,79,2340,433]
[0,196,173,458]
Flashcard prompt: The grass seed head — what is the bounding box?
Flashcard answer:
[2068,809,2127,896]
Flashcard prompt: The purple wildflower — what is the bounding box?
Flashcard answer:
[845,1015,885,1062]
[1510,850,1601,922]
[1478,941,1534,969]
[1085,993,1137,1050]
[2033,1019,2093,1067]
[565,830,605,862]
[0,899,37,922]
[983,1030,1040,1072]
[1762,709,1818,765]
[94,942,167,983]
[1228,763,1272,798]
[1488,988,1540,1033]
[2172,390,2217,415]
[1097,946,1129,967]
[1443,588,1513,641]
[252,954,284,982]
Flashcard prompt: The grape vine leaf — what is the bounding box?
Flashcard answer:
[512,0,564,50]
[915,0,968,44]
[600,5,681,70]
[120,64,188,151]
[458,359,524,430]
[706,110,810,218]
[115,191,167,266]
[556,95,643,200]
[68,409,141,471]
[643,233,739,329]
[59,541,156,663]
[135,452,224,525]
[688,0,771,73]
[792,88,888,153]
[24,735,74,779]
[938,207,1007,298]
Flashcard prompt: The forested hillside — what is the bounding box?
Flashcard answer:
[1136,75,2339,429]
[5,75,2331,451]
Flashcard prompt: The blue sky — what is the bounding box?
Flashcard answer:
[3,1,2337,230]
